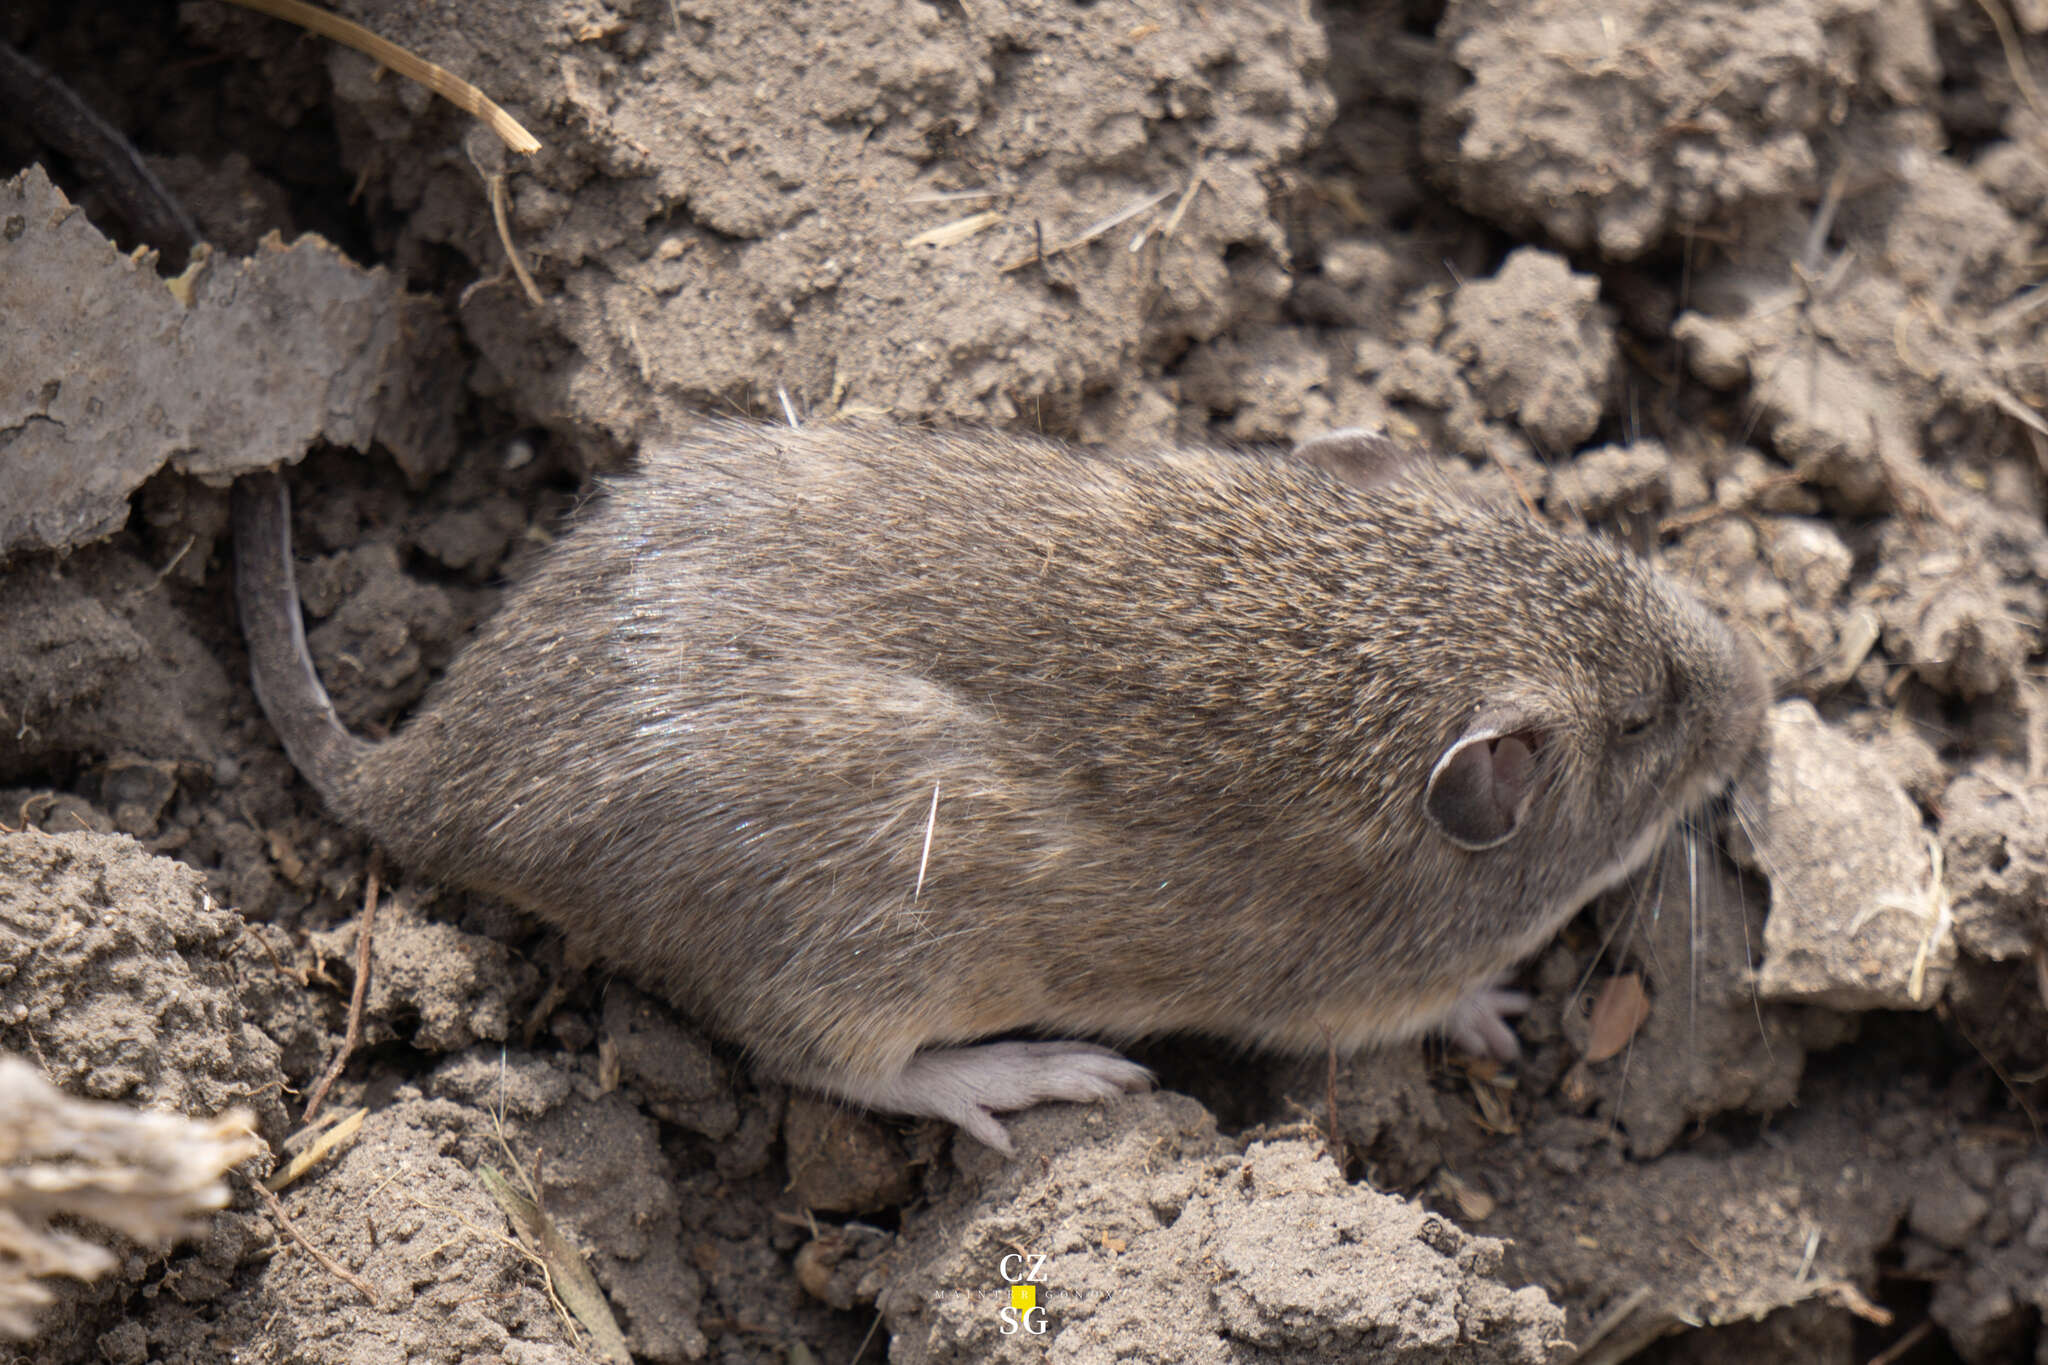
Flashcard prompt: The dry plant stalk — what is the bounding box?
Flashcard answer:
[0,1055,261,1340]
[303,857,380,1124]
[251,1180,379,1306]
[222,0,541,154]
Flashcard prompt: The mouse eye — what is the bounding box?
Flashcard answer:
[1618,698,1659,739]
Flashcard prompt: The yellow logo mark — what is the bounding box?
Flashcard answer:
[1010,1284,1036,1312]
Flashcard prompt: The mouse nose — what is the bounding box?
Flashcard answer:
[1706,624,1770,772]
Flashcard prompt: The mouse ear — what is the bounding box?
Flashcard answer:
[1291,427,1417,491]
[1425,721,1545,849]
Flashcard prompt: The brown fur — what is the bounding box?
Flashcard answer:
[236,422,1766,1088]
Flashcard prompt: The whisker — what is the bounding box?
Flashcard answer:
[1717,791,1777,1060]
[1686,818,1702,1068]
[1568,871,1647,1015]
[912,781,940,902]
[1607,993,1641,1147]
[1606,841,1675,1127]
[1624,839,1672,991]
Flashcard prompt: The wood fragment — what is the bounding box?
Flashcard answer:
[1151,161,1210,246]
[1435,1169,1496,1221]
[1467,1072,1517,1134]
[903,211,1002,249]
[266,1107,367,1192]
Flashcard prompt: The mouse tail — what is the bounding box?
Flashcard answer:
[233,471,373,814]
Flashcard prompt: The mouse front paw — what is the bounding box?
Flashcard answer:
[1440,985,1531,1062]
[825,1041,1155,1155]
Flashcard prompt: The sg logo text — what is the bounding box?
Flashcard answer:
[998,1253,1048,1336]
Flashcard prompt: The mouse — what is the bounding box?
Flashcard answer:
[234,421,1767,1153]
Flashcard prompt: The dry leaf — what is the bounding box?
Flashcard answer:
[479,1165,631,1364]
[1585,973,1652,1062]
[1437,1171,1496,1221]
[1469,1073,1517,1135]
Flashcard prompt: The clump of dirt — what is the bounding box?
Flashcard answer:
[1421,0,1885,259]
[877,1094,1567,1363]
[0,833,286,1360]
[2,0,2046,1360]
[180,0,1338,461]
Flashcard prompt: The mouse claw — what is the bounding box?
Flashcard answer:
[823,1040,1155,1155]
[1442,986,1530,1062]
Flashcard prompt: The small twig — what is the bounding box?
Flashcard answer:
[1147,160,1211,248]
[1570,1285,1656,1363]
[224,0,541,154]
[1491,449,1543,520]
[1793,1224,1821,1282]
[1951,1010,2042,1141]
[1656,470,1806,536]
[1000,188,1174,273]
[901,187,996,206]
[238,926,309,986]
[303,856,380,1124]
[1817,1279,1894,1326]
[486,172,546,306]
[848,1310,887,1362]
[253,1179,381,1306]
[1987,384,2048,439]
[1977,284,2048,337]
[1798,164,1851,275]
[1865,1319,1935,1365]
[142,535,199,592]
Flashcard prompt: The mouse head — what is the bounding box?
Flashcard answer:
[1424,571,1763,847]
[1406,526,1768,912]
[1287,432,1767,914]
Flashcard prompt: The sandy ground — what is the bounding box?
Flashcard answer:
[3,0,2047,1360]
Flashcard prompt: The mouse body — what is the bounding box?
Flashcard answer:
[235,422,1766,1151]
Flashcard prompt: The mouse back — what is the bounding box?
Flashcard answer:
[600,421,1766,987]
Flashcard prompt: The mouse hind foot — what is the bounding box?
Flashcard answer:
[804,1041,1155,1155]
